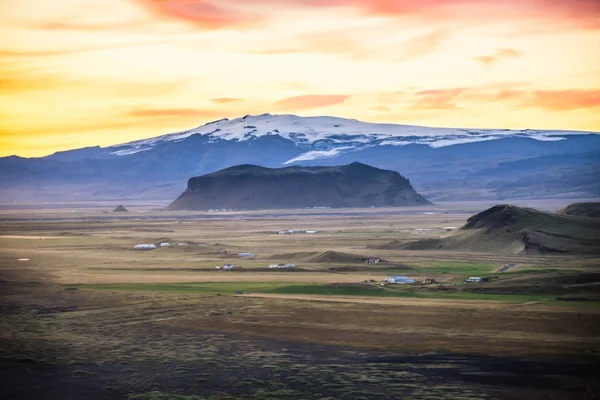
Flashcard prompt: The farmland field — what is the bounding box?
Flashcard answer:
[1,201,599,399]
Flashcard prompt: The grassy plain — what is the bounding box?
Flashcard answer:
[1,202,600,399]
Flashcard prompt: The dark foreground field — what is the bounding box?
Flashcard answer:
[2,281,600,400]
[1,204,600,399]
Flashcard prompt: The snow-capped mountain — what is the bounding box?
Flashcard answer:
[106,113,585,165]
[1,114,599,202]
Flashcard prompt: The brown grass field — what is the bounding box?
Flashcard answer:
[1,201,599,399]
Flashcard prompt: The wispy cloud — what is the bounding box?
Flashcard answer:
[127,108,227,118]
[411,88,464,110]
[0,59,183,96]
[25,19,151,31]
[0,61,68,92]
[396,30,447,61]
[0,40,170,58]
[473,47,522,66]
[274,94,350,110]
[210,97,244,104]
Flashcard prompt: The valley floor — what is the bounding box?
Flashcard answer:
[1,202,599,399]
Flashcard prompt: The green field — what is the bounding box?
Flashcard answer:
[70,282,559,303]
[412,261,496,276]
[69,282,285,294]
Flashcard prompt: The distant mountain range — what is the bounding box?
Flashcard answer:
[167,162,430,210]
[1,114,599,202]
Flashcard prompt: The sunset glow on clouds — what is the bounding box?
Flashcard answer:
[0,0,599,156]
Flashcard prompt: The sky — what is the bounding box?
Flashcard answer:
[0,0,599,157]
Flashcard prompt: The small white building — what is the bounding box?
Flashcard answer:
[222,264,235,270]
[178,242,188,246]
[269,263,295,269]
[278,229,302,235]
[160,242,171,247]
[133,244,156,250]
[464,276,487,283]
[366,257,380,263]
[385,275,416,284]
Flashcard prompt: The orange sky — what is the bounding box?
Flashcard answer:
[1,0,599,157]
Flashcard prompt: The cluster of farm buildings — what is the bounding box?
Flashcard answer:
[131,242,495,285]
[214,263,296,270]
[278,229,318,235]
[132,242,203,249]
[383,276,488,284]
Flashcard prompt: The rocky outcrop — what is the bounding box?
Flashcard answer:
[167,162,430,211]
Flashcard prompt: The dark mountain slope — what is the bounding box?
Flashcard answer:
[375,204,600,254]
[557,202,600,218]
[167,162,430,210]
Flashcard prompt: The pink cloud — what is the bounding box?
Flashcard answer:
[303,0,600,29]
[136,0,261,29]
[412,88,464,110]
[409,87,600,111]
[524,90,600,111]
[133,1,600,36]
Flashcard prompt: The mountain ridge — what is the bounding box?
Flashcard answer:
[104,114,598,162]
[1,114,599,202]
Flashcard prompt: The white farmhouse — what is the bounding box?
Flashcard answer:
[269,263,296,269]
[133,244,157,250]
[464,277,488,283]
[385,275,416,284]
